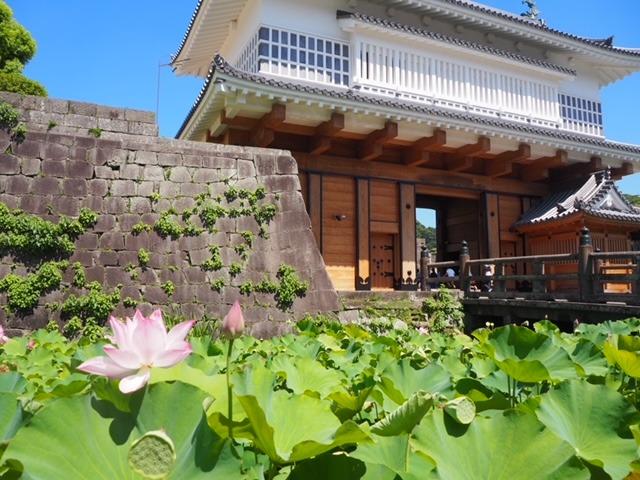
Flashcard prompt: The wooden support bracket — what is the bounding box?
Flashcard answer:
[250,104,286,148]
[521,150,568,182]
[485,143,531,178]
[359,121,398,161]
[403,129,447,166]
[310,112,345,155]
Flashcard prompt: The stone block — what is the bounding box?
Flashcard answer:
[32,176,60,195]
[99,250,119,266]
[95,166,117,179]
[6,176,31,194]
[94,214,116,232]
[105,267,132,287]
[119,214,141,231]
[0,154,20,174]
[182,155,202,167]
[255,154,276,176]
[41,159,66,177]
[174,197,195,212]
[180,183,208,196]
[110,180,136,197]
[81,196,103,212]
[76,233,99,249]
[52,196,79,216]
[136,182,155,197]
[169,166,192,183]
[69,101,98,117]
[142,165,164,181]
[85,266,105,284]
[130,197,152,214]
[193,168,219,183]
[159,182,179,198]
[128,121,158,136]
[88,179,108,197]
[134,150,157,165]
[187,248,210,266]
[125,109,156,123]
[43,143,69,161]
[99,232,125,250]
[157,153,181,166]
[202,156,236,169]
[104,197,127,214]
[21,157,41,176]
[97,117,128,133]
[277,155,298,175]
[121,164,141,180]
[14,140,42,158]
[62,178,87,196]
[96,106,126,120]
[67,160,94,179]
[144,286,167,304]
[238,159,256,178]
[124,233,150,250]
[184,267,206,284]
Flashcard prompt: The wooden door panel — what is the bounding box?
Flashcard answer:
[371,233,395,290]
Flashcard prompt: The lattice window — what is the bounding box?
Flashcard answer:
[559,94,603,136]
[257,26,350,86]
[236,33,260,73]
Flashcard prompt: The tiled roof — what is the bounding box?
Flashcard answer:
[515,170,640,227]
[177,55,640,159]
[430,0,640,57]
[337,11,576,76]
[172,0,205,62]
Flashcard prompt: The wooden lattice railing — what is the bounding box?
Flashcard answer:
[419,228,640,305]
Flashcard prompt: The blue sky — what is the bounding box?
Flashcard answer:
[11,0,640,227]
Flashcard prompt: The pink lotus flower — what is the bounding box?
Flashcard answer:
[78,310,195,394]
[222,301,245,338]
[0,323,8,345]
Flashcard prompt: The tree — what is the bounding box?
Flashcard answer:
[416,221,437,252]
[0,1,46,96]
[625,194,640,207]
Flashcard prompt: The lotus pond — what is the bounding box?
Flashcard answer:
[2,314,640,479]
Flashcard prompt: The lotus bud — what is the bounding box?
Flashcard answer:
[27,339,36,350]
[0,323,8,345]
[222,301,245,338]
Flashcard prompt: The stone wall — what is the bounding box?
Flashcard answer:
[0,93,339,337]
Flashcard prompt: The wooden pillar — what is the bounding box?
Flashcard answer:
[308,174,322,250]
[356,179,371,290]
[634,255,640,298]
[399,183,417,288]
[578,227,593,302]
[484,193,500,258]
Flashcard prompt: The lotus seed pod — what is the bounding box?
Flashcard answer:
[444,396,476,425]
[128,430,176,479]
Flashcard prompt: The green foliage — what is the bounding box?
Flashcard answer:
[626,194,640,207]
[421,289,465,333]
[161,281,175,297]
[122,297,138,309]
[137,248,150,268]
[274,264,308,310]
[0,204,97,258]
[0,1,46,96]
[3,319,640,477]
[229,263,242,278]
[71,262,86,288]
[210,278,225,293]
[131,222,152,236]
[202,245,223,272]
[153,212,183,240]
[0,101,18,132]
[149,192,161,204]
[416,221,437,252]
[88,127,103,138]
[0,261,67,312]
[59,282,121,340]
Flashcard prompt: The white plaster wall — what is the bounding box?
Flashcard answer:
[220,0,263,63]
[261,0,350,42]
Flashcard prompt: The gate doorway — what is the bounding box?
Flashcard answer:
[371,233,395,290]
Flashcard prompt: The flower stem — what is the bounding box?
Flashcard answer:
[226,338,235,441]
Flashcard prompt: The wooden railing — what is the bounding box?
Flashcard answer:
[419,228,640,305]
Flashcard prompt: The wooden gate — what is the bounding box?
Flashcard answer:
[371,233,395,290]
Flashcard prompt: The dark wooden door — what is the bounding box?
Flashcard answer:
[371,234,395,290]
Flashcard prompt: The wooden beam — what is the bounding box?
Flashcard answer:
[611,162,634,180]
[295,152,549,197]
[485,143,531,178]
[359,121,398,161]
[454,136,491,158]
[553,156,603,180]
[448,156,475,172]
[403,129,447,166]
[310,113,345,155]
[250,104,286,147]
[521,150,568,182]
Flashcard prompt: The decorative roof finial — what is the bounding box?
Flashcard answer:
[605,165,612,180]
[521,0,545,25]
